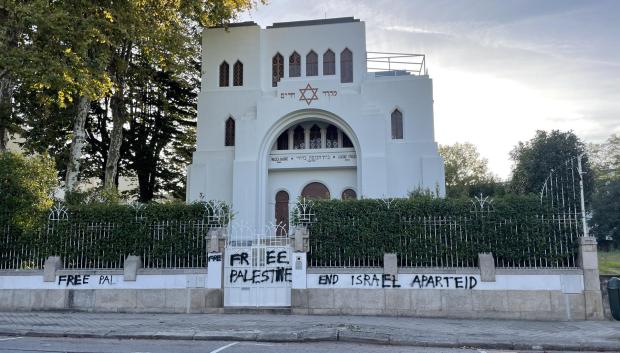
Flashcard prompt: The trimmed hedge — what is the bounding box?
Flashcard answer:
[306,195,581,268]
[0,202,229,269]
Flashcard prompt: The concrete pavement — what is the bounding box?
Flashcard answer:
[0,312,618,351]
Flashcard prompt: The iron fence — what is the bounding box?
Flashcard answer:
[0,202,227,270]
[307,210,581,269]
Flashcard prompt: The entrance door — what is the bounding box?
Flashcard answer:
[301,182,330,199]
[275,191,289,235]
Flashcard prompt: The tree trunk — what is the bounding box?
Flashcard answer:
[65,95,90,191]
[103,42,132,189]
[0,75,12,152]
[104,88,125,188]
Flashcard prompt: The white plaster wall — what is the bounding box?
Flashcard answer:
[306,273,584,292]
[0,273,207,289]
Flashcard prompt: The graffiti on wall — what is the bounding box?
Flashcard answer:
[57,274,116,287]
[313,273,478,289]
[227,250,292,285]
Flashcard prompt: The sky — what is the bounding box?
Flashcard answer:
[237,0,620,179]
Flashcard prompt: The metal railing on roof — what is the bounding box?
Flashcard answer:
[366,52,426,76]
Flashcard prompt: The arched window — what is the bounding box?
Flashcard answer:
[276,130,289,150]
[289,51,301,77]
[306,51,318,76]
[342,189,357,200]
[219,61,229,87]
[340,48,353,83]
[272,53,284,87]
[326,125,338,148]
[233,61,243,86]
[301,182,330,200]
[323,49,335,75]
[309,124,321,149]
[275,191,289,236]
[391,109,403,140]
[225,117,235,146]
[293,125,305,149]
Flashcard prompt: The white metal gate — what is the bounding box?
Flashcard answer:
[224,224,292,307]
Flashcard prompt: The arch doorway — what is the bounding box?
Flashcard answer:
[275,191,289,235]
[301,182,330,200]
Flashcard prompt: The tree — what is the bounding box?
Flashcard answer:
[439,142,498,197]
[509,130,594,197]
[591,180,620,246]
[122,58,198,201]
[588,134,620,245]
[100,0,259,189]
[588,134,620,181]
[1,1,114,191]
[0,151,57,229]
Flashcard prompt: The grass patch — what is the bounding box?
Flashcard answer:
[599,250,620,275]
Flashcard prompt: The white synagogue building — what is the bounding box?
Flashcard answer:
[186,17,446,231]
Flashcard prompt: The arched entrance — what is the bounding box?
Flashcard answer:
[258,109,361,230]
[301,182,330,199]
[274,190,289,235]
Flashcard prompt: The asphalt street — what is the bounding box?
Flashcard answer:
[0,336,608,353]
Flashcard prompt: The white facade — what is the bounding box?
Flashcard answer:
[187,17,445,230]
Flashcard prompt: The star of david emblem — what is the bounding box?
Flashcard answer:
[299,83,319,106]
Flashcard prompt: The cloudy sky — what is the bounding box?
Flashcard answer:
[238,0,619,179]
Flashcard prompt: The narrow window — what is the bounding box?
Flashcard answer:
[275,191,289,236]
[326,125,338,148]
[309,124,321,149]
[277,131,289,150]
[272,53,284,87]
[233,61,243,86]
[323,49,335,75]
[219,61,229,87]
[225,117,235,146]
[340,48,353,83]
[293,125,305,149]
[306,51,318,76]
[391,109,403,139]
[289,51,301,77]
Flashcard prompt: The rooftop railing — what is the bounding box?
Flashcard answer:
[366,52,426,77]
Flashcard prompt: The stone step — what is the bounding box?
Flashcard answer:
[223,306,292,315]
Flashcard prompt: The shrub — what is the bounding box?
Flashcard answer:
[0,152,58,230]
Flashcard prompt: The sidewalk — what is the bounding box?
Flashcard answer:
[0,312,619,351]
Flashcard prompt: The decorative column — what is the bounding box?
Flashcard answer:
[580,236,604,320]
[320,127,327,149]
[287,128,294,150]
[304,126,310,150]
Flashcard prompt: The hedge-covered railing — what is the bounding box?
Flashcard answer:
[305,195,582,268]
[0,202,229,270]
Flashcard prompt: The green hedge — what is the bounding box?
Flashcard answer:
[306,195,580,268]
[0,201,229,269]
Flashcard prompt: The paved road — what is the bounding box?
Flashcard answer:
[0,336,608,353]
[0,312,619,351]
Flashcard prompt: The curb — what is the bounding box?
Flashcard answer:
[0,329,618,352]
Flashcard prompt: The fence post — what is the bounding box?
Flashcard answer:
[579,237,604,319]
[43,256,62,282]
[123,256,142,281]
[478,253,496,282]
[383,253,398,279]
[291,227,309,313]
